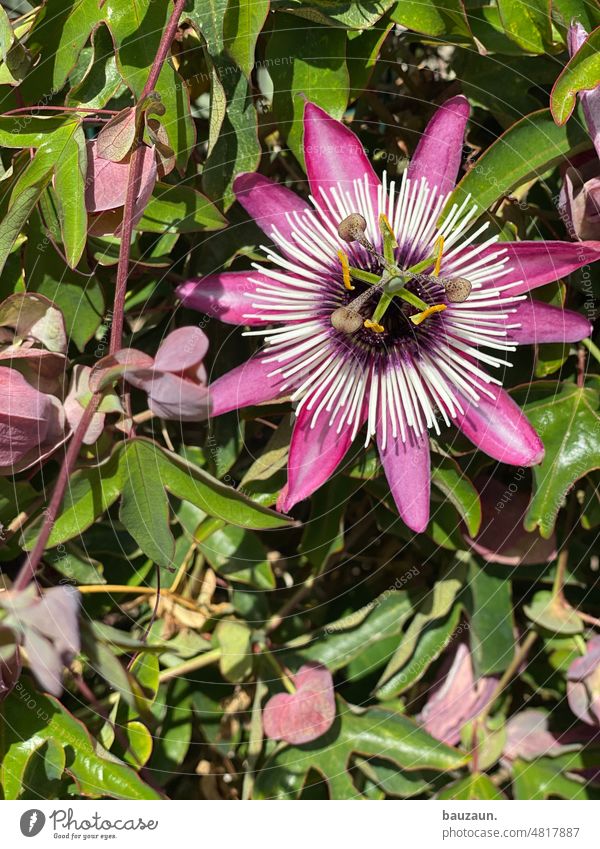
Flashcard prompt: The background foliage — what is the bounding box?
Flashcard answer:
[0,0,600,800]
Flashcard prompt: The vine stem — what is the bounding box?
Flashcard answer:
[13,0,186,590]
[13,396,101,590]
[109,0,187,355]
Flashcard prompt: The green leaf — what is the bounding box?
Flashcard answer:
[266,13,349,166]
[512,757,591,799]
[431,456,481,537]
[66,23,124,109]
[497,0,553,54]
[347,17,393,100]
[224,0,270,78]
[442,108,588,219]
[283,590,415,673]
[551,25,600,126]
[438,773,506,800]
[522,378,600,537]
[22,450,122,550]
[0,117,76,148]
[119,440,175,569]
[280,0,395,29]
[0,688,162,799]
[52,123,88,267]
[254,697,469,799]
[464,557,516,675]
[390,0,472,39]
[215,619,253,682]
[375,567,464,695]
[199,525,275,589]
[136,182,226,233]
[524,589,584,634]
[299,476,358,571]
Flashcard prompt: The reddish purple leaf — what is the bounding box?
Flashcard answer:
[263,664,336,745]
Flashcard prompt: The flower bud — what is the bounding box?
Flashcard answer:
[567,636,600,726]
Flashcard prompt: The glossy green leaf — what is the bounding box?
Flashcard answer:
[0,689,162,799]
[522,378,600,537]
[431,456,481,537]
[390,0,471,39]
[437,773,506,800]
[524,589,584,634]
[136,182,226,233]
[254,696,469,799]
[497,0,553,54]
[442,108,588,219]
[215,619,253,682]
[266,13,349,165]
[52,123,88,267]
[464,557,516,675]
[224,0,270,78]
[512,757,591,799]
[280,0,395,29]
[199,524,275,589]
[551,25,600,126]
[66,23,124,109]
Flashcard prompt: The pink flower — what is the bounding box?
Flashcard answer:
[559,24,600,240]
[0,366,66,475]
[567,636,600,726]
[116,326,210,420]
[178,98,597,531]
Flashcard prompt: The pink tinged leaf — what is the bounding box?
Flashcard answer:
[407,95,470,199]
[263,664,336,745]
[467,478,556,566]
[376,407,431,533]
[146,372,210,421]
[302,101,381,217]
[63,365,106,445]
[0,639,21,702]
[233,172,313,254]
[506,299,592,344]
[473,240,600,295]
[419,642,497,746]
[560,158,600,241]
[177,271,277,326]
[95,106,137,162]
[90,348,155,393]
[454,384,544,467]
[208,357,283,417]
[567,637,600,725]
[153,326,209,373]
[566,23,600,158]
[85,140,157,236]
[12,586,80,697]
[0,367,52,465]
[277,404,359,512]
[0,292,67,353]
[503,709,579,761]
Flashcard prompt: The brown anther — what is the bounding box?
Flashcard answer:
[330,306,364,334]
[338,213,368,244]
[443,277,472,303]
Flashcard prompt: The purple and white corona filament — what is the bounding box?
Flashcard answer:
[178,98,599,532]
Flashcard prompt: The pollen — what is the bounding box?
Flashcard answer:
[410,303,447,326]
[364,318,385,333]
[433,235,445,277]
[378,213,397,246]
[337,250,355,290]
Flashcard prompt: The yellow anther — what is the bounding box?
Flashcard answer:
[410,303,447,326]
[433,235,445,277]
[337,250,355,290]
[364,318,385,333]
[378,213,397,246]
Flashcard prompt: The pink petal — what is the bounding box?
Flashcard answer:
[507,299,592,344]
[376,409,431,533]
[154,326,209,373]
[454,385,544,466]
[208,357,282,417]
[146,373,210,421]
[470,240,600,295]
[177,271,275,326]
[504,710,572,761]
[263,663,336,746]
[233,172,312,252]
[302,101,380,218]
[407,95,470,199]
[277,405,358,512]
